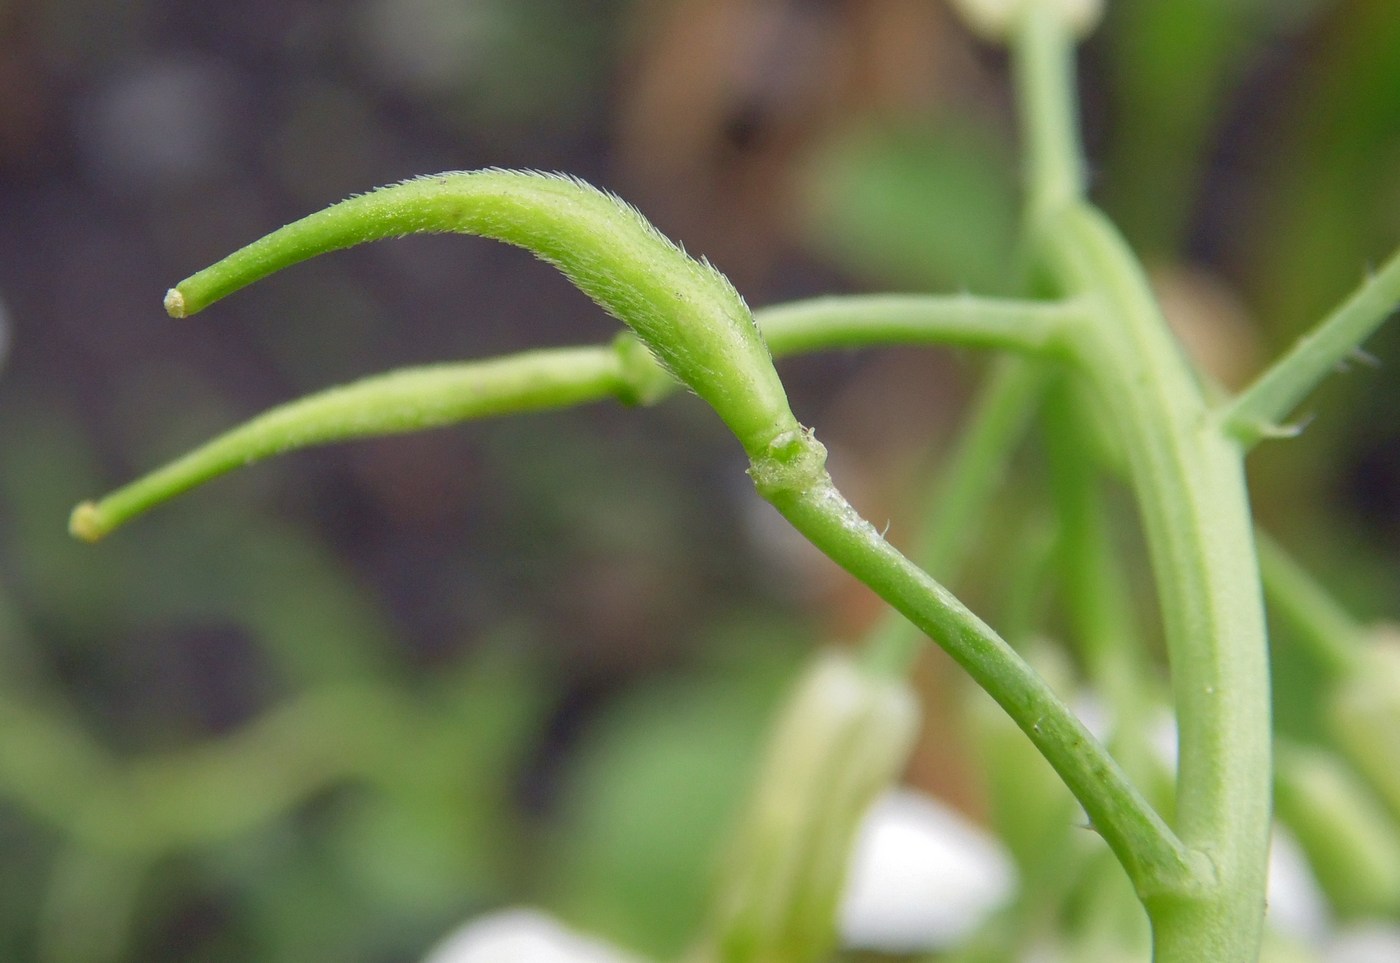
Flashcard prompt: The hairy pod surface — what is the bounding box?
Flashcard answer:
[165,170,801,457]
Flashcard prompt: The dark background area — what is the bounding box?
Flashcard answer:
[1,1,1398,961]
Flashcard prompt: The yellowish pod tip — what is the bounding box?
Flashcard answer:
[163,288,187,318]
[68,502,108,543]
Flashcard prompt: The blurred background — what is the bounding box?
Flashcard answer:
[0,0,1398,960]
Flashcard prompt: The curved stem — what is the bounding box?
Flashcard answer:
[749,435,1201,899]
[163,170,803,459]
[861,358,1050,676]
[1013,8,1271,959]
[1040,205,1272,961]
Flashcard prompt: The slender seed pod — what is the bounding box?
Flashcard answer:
[164,170,801,458]
[69,346,655,541]
[691,650,918,963]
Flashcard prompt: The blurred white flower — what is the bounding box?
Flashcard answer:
[839,788,1016,953]
[1326,924,1400,963]
[422,909,646,963]
[1268,828,1331,945]
[421,793,1400,963]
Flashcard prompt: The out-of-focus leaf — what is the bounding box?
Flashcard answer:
[546,625,805,960]
[800,122,1019,294]
[1097,0,1332,255]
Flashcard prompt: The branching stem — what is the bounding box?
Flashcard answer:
[1220,246,1400,447]
[70,294,1081,540]
[53,3,1400,961]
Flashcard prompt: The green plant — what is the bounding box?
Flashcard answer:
[67,1,1400,961]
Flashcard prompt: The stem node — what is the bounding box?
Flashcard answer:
[747,429,828,501]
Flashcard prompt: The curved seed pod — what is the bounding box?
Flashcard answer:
[164,169,800,458]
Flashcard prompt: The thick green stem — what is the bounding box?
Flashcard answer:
[1039,206,1272,961]
[1014,7,1271,959]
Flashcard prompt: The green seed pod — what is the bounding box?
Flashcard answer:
[68,345,662,541]
[692,650,918,963]
[163,170,800,458]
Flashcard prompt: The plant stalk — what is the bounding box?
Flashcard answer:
[1014,7,1272,959]
[748,435,1200,899]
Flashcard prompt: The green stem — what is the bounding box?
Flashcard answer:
[749,434,1201,899]
[758,294,1083,358]
[1221,245,1400,447]
[1042,379,1158,757]
[1014,8,1271,959]
[162,170,803,460]
[1044,202,1271,963]
[862,358,1049,675]
[1013,3,1086,219]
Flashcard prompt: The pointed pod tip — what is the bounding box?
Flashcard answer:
[68,502,108,543]
[164,288,187,318]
